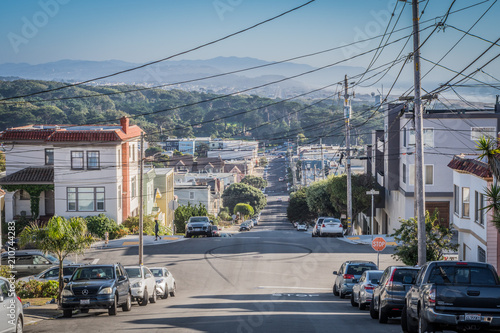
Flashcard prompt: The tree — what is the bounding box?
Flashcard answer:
[234,203,254,220]
[391,211,458,266]
[259,156,268,167]
[240,175,268,190]
[0,151,5,172]
[19,216,95,304]
[287,188,314,222]
[327,174,374,223]
[173,203,208,233]
[305,179,336,217]
[145,146,162,157]
[222,183,266,214]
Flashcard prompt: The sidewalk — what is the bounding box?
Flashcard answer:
[92,234,186,249]
[340,234,399,246]
[23,303,61,326]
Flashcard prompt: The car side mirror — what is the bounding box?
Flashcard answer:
[145,273,152,279]
[333,271,338,275]
[63,278,69,283]
[118,275,127,282]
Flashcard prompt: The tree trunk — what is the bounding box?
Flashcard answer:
[58,255,64,306]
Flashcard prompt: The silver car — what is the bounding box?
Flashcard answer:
[17,264,82,282]
[0,276,23,333]
[351,270,383,310]
[125,266,157,306]
[150,267,176,299]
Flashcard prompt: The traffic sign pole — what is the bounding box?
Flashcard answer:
[372,237,386,268]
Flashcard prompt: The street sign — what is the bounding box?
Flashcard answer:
[168,200,179,211]
[366,190,380,196]
[372,237,386,252]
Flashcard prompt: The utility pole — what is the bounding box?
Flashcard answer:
[344,75,353,234]
[410,0,426,266]
[139,132,144,266]
[320,138,325,180]
[314,164,317,182]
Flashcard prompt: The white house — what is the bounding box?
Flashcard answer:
[0,117,142,224]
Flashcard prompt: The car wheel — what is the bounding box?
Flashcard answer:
[170,283,176,297]
[150,288,157,303]
[138,289,149,306]
[63,309,73,318]
[418,311,434,333]
[108,294,118,316]
[15,316,23,333]
[161,287,169,299]
[378,301,388,323]
[333,284,339,296]
[350,293,358,307]
[369,298,379,319]
[122,292,132,311]
[80,309,89,314]
[406,305,418,333]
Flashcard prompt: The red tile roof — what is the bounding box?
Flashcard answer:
[48,131,121,142]
[0,129,55,141]
[447,155,492,179]
[0,167,54,184]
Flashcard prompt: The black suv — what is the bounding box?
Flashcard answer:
[333,260,378,298]
[370,265,420,323]
[61,263,132,317]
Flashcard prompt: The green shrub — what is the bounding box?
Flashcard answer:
[110,226,129,239]
[15,280,59,299]
[122,215,156,235]
[0,266,11,279]
[218,210,231,221]
[85,214,119,238]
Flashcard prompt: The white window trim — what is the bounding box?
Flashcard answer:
[409,164,434,186]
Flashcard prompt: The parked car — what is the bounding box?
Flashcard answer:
[351,270,383,310]
[296,222,308,231]
[239,223,251,232]
[311,217,328,237]
[61,263,132,317]
[333,260,378,298]
[319,218,343,237]
[293,222,298,228]
[0,276,23,333]
[277,197,283,202]
[210,225,221,237]
[1,250,74,278]
[185,216,213,238]
[369,266,420,323]
[403,261,500,333]
[246,219,254,229]
[150,267,176,299]
[251,218,259,226]
[279,177,284,181]
[124,266,157,306]
[18,264,83,282]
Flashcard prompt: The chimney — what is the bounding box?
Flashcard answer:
[120,117,129,134]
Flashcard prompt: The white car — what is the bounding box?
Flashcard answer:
[319,218,344,237]
[125,266,157,306]
[0,276,23,333]
[150,267,176,299]
[296,223,308,231]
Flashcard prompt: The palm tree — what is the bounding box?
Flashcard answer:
[20,216,95,304]
[476,137,500,231]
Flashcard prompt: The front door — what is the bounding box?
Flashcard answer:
[45,190,55,216]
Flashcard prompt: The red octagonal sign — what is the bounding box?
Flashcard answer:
[372,237,387,252]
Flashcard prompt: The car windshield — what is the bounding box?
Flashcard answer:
[73,267,114,280]
[150,269,163,277]
[347,264,377,275]
[190,217,208,222]
[45,253,58,262]
[367,272,383,281]
[125,268,142,278]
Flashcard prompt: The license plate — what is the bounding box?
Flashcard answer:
[80,299,90,305]
[464,313,481,321]
[195,228,200,231]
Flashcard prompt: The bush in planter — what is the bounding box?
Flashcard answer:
[15,280,59,299]
[122,215,156,235]
[85,214,119,239]
[41,280,59,298]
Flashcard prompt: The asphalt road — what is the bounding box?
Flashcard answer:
[26,156,406,333]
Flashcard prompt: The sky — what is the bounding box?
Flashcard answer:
[0,0,499,98]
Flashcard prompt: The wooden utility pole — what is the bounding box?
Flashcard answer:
[344,75,352,234]
[320,138,325,180]
[410,0,426,266]
[139,132,144,265]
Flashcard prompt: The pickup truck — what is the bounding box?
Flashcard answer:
[403,261,500,333]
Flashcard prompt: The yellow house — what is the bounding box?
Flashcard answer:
[153,168,175,233]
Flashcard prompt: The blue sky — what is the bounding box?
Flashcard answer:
[0,0,499,93]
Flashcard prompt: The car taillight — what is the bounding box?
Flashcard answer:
[386,269,397,287]
[364,284,375,290]
[339,224,343,228]
[456,262,468,265]
[322,224,325,228]
[343,274,355,280]
[428,287,436,307]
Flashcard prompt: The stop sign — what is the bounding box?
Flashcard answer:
[372,237,387,252]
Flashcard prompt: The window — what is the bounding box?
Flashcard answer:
[475,191,485,225]
[189,191,195,200]
[131,177,137,198]
[402,164,406,184]
[409,165,434,185]
[454,185,459,215]
[45,148,54,165]
[462,187,470,218]
[409,128,434,147]
[71,151,84,169]
[19,190,30,200]
[403,127,407,147]
[478,246,486,263]
[471,127,496,141]
[118,185,122,209]
[117,149,121,169]
[67,187,105,212]
[87,151,100,169]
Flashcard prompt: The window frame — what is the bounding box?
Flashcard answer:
[409,164,434,186]
[45,148,54,165]
[67,187,105,212]
[131,177,137,199]
[454,185,460,215]
[462,187,470,218]
[87,151,100,170]
[71,151,84,170]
